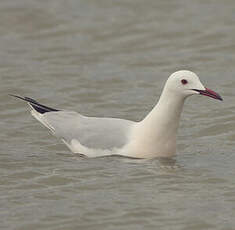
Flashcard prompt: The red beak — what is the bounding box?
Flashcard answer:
[193,88,223,101]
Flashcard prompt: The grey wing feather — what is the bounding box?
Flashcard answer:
[43,111,135,149]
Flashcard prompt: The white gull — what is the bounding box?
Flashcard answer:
[11,70,222,158]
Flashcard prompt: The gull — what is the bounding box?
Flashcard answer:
[11,70,222,158]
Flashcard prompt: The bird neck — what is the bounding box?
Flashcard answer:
[125,87,187,158]
[140,88,186,137]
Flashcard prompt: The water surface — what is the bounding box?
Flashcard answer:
[1,0,235,229]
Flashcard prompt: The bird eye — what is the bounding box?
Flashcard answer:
[181,79,188,85]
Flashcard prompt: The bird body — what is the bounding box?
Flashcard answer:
[12,70,222,158]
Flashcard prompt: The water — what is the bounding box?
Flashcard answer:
[1,0,235,229]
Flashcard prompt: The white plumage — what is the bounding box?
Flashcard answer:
[12,70,222,158]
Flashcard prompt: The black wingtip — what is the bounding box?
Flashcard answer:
[9,94,26,100]
[10,94,60,114]
[9,94,39,104]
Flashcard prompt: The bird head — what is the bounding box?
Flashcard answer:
[165,70,223,101]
